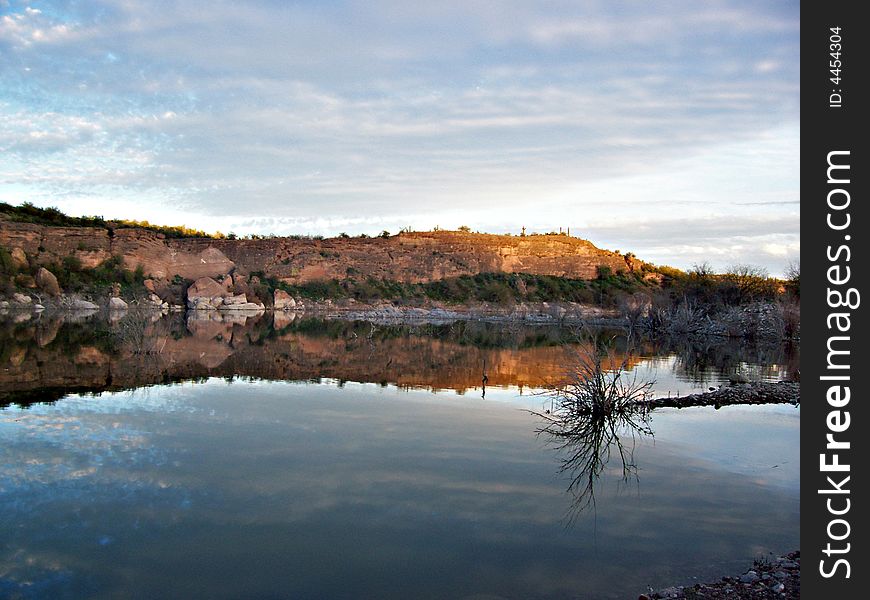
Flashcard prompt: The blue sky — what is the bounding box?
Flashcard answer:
[0,0,799,274]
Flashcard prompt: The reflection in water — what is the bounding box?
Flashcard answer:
[531,340,655,522]
[0,380,800,599]
[1,311,798,408]
[0,310,801,599]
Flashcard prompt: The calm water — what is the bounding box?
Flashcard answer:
[0,313,799,599]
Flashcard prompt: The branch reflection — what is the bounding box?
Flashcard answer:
[532,339,655,523]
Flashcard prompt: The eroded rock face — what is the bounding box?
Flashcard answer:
[110,229,236,280]
[167,231,636,284]
[35,267,61,297]
[3,219,638,289]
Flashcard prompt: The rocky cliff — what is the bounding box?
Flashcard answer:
[1,218,639,284]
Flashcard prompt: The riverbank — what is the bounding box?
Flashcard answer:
[1,292,800,343]
[642,551,800,599]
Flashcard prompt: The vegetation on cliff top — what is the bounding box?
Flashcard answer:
[1,202,218,239]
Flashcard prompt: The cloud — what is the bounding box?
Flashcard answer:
[0,0,799,272]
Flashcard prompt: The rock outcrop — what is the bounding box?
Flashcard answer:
[186,276,264,311]
[35,267,61,297]
[273,289,297,311]
[2,218,640,287]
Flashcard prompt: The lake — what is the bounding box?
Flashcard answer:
[0,312,799,599]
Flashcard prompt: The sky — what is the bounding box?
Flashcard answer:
[0,0,799,275]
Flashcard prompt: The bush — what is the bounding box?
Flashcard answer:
[62,255,83,273]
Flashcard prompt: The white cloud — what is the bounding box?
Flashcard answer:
[0,0,799,273]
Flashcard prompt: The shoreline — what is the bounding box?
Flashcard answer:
[641,551,800,599]
[646,382,799,409]
[1,296,799,341]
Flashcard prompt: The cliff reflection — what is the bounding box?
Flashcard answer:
[1,311,798,407]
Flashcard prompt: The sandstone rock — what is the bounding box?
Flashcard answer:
[0,300,9,309]
[274,289,296,310]
[143,279,156,293]
[218,275,234,291]
[15,274,36,288]
[70,299,99,311]
[187,276,228,308]
[10,247,28,269]
[220,302,265,312]
[109,297,129,310]
[12,292,32,305]
[222,293,249,306]
[3,221,646,293]
[35,267,61,296]
[188,297,214,310]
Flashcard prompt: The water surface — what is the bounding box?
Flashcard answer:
[0,313,799,599]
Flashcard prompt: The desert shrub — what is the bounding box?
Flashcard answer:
[62,255,83,273]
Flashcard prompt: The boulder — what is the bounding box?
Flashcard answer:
[12,292,32,305]
[143,279,156,293]
[222,293,249,306]
[274,290,297,310]
[220,302,265,312]
[187,276,228,309]
[109,297,129,310]
[35,267,61,297]
[70,299,99,311]
[10,247,28,269]
[14,274,36,288]
[190,297,217,311]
